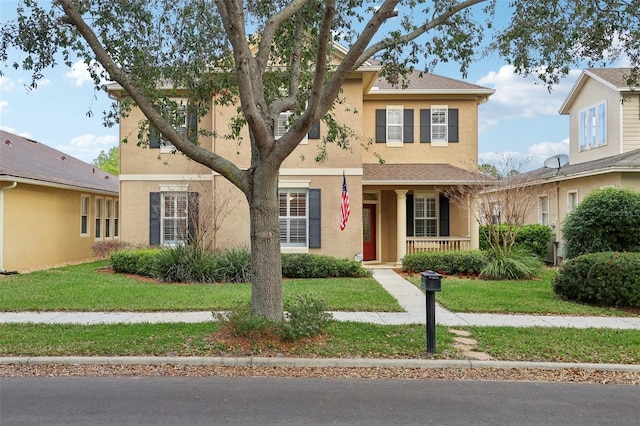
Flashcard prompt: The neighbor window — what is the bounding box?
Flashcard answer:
[114,200,120,238]
[279,189,308,247]
[567,191,578,214]
[414,194,437,237]
[105,199,112,239]
[95,197,103,239]
[579,101,606,150]
[539,196,549,225]
[162,192,189,245]
[80,195,90,236]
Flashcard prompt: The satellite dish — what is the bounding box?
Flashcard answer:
[543,154,569,170]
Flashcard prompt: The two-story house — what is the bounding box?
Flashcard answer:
[0,130,119,272]
[518,68,640,263]
[111,64,494,265]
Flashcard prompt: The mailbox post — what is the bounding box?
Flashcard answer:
[420,270,442,354]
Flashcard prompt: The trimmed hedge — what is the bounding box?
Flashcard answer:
[552,252,640,308]
[110,249,162,276]
[281,253,370,278]
[479,224,553,259]
[401,250,488,276]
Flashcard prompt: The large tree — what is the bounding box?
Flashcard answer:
[2,0,639,320]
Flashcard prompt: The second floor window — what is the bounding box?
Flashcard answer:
[386,106,404,145]
[431,107,448,143]
[579,101,606,150]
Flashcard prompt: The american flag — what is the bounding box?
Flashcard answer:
[340,172,350,231]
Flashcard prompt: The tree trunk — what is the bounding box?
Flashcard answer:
[248,164,283,321]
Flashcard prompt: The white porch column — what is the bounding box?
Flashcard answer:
[470,194,480,249]
[395,189,408,264]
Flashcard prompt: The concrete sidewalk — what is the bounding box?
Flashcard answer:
[1,268,639,329]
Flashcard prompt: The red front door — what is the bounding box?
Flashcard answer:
[362,204,376,261]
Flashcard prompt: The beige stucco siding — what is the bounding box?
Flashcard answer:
[361,98,479,168]
[568,78,622,164]
[2,184,117,271]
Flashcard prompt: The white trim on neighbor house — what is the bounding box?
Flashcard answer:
[119,169,363,181]
[0,176,118,197]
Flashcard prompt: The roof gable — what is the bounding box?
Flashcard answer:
[0,130,118,194]
[560,68,635,114]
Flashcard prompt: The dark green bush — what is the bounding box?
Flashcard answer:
[552,252,640,308]
[562,188,640,259]
[151,245,217,283]
[110,249,161,276]
[401,250,488,276]
[212,246,252,283]
[481,248,543,280]
[281,254,370,278]
[479,224,553,259]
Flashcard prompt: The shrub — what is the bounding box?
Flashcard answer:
[480,248,543,280]
[215,302,275,339]
[151,245,217,283]
[281,294,333,341]
[479,224,553,259]
[552,252,640,308]
[562,187,640,259]
[110,249,161,276]
[401,250,488,276]
[281,254,370,278]
[212,246,252,283]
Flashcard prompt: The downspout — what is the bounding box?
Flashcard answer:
[0,182,18,274]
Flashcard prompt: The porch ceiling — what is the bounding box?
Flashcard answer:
[363,163,492,185]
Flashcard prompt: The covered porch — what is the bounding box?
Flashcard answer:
[362,163,485,265]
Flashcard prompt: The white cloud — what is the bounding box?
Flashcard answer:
[476,65,581,130]
[64,60,109,87]
[479,138,570,172]
[0,101,8,114]
[0,125,31,138]
[55,133,118,163]
[0,76,14,91]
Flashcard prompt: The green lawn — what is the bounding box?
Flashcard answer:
[0,261,402,312]
[404,269,634,316]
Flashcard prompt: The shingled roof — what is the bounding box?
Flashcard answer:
[520,148,640,183]
[560,68,637,114]
[367,70,495,96]
[363,163,493,185]
[0,130,118,194]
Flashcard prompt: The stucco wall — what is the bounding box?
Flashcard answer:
[2,183,118,271]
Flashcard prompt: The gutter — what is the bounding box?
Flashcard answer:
[0,182,18,274]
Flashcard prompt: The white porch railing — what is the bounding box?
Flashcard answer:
[406,237,472,254]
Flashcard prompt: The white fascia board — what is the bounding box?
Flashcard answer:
[0,176,118,196]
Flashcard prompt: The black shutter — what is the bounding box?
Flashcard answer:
[375,109,386,143]
[420,109,431,143]
[187,105,198,143]
[188,192,199,244]
[149,192,161,245]
[448,109,459,143]
[309,189,321,248]
[403,109,414,143]
[406,194,414,237]
[308,121,321,139]
[439,194,450,237]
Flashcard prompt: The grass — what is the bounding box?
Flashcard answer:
[1,321,638,364]
[404,268,635,316]
[0,261,401,312]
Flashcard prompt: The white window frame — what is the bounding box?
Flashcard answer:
[105,199,112,239]
[275,111,308,145]
[161,192,189,246]
[114,200,120,239]
[539,196,549,226]
[279,189,309,248]
[386,105,403,147]
[579,100,606,151]
[567,190,578,214]
[431,105,448,146]
[80,194,90,237]
[160,98,188,153]
[414,193,438,237]
[95,197,103,240]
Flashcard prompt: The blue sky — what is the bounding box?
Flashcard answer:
[0,2,623,170]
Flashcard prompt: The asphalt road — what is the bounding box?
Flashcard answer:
[2,376,638,425]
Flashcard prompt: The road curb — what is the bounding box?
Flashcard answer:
[2,356,640,372]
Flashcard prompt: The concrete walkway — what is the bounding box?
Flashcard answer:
[1,269,639,329]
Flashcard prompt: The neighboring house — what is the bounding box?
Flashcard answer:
[110,64,494,265]
[516,68,640,263]
[0,131,119,272]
